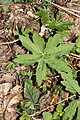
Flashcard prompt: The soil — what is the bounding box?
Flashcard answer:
[0,0,80,120]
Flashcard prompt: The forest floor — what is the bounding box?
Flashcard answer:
[0,0,80,120]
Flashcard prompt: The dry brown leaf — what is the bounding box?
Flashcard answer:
[0,79,22,120]
[0,83,12,96]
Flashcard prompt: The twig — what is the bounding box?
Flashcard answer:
[0,1,80,18]
[46,0,80,18]
[30,94,76,117]
[76,70,80,73]
[68,8,80,14]
[0,39,19,45]
[54,94,76,105]
[72,3,80,7]
[70,53,80,58]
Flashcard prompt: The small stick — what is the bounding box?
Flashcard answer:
[70,53,80,58]
[72,3,80,7]
[68,8,80,14]
[0,1,80,18]
[0,39,19,45]
[46,0,80,18]
[30,94,76,117]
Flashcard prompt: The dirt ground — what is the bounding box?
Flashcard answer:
[0,0,80,120]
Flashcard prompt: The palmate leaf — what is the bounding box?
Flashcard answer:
[13,54,41,65]
[19,35,42,54]
[13,31,77,87]
[36,9,73,31]
[36,60,47,85]
[33,32,45,52]
[62,100,77,120]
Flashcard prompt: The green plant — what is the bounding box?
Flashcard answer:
[19,111,30,120]
[42,99,80,120]
[62,99,80,120]
[43,111,53,120]
[7,61,16,69]
[13,30,80,95]
[20,70,33,78]
[42,104,64,120]
[36,10,74,31]
[24,78,40,109]
[53,104,64,120]
[16,102,30,120]
[75,36,80,53]
[0,0,12,11]
[17,78,40,119]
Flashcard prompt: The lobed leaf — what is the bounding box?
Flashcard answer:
[62,100,77,120]
[47,59,72,74]
[47,59,80,93]
[55,21,74,31]
[13,54,41,65]
[56,43,74,56]
[59,21,74,26]
[19,35,42,54]
[47,19,55,29]
[44,33,64,54]
[61,80,76,93]
[36,60,47,85]
[56,11,62,22]
[61,72,80,94]
[33,32,45,52]
[24,79,40,105]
